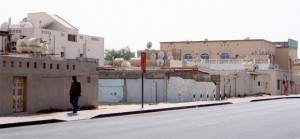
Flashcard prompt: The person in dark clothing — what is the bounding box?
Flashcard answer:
[70,76,81,113]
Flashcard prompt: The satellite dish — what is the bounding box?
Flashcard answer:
[156,59,164,66]
[150,53,156,60]
[158,51,165,59]
[146,41,152,49]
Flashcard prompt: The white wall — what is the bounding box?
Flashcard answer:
[9,12,104,67]
[99,79,124,103]
[126,79,164,103]
[167,77,216,102]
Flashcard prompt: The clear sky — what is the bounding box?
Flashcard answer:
[1,0,300,56]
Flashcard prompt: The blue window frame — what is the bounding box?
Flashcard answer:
[201,53,209,59]
[184,54,193,59]
[220,53,230,59]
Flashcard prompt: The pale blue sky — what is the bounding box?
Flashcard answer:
[1,0,300,56]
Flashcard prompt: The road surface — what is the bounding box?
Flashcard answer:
[1,99,300,139]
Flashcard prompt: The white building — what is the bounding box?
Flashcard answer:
[0,12,104,66]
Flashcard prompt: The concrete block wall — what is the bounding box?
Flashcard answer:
[98,79,165,103]
[126,79,164,103]
[0,56,98,115]
[98,79,124,103]
[167,77,216,102]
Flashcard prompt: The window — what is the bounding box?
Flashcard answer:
[27,62,29,68]
[57,64,60,69]
[61,52,65,58]
[184,54,193,59]
[277,80,280,90]
[258,82,260,86]
[11,61,14,67]
[34,62,37,68]
[220,53,230,59]
[91,37,99,41]
[43,63,46,69]
[3,60,6,67]
[68,34,77,42]
[50,64,52,69]
[67,64,69,69]
[87,76,91,83]
[19,62,22,67]
[73,65,76,70]
[200,53,209,59]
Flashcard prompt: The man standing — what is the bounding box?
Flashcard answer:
[70,76,81,113]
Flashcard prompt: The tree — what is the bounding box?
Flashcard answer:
[105,46,135,60]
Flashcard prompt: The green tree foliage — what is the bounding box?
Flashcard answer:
[105,46,135,60]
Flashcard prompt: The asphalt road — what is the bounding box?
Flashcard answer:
[1,99,300,139]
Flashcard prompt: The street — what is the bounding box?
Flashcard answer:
[1,99,300,139]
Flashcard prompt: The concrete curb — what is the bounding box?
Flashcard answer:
[250,96,300,102]
[92,102,232,119]
[0,119,66,129]
[2,97,299,129]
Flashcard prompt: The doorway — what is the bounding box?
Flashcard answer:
[13,77,26,113]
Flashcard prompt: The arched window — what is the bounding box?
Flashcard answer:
[200,53,209,59]
[184,54,193,59]
[220,53,230,59]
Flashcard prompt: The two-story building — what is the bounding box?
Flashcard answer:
[0,12,104,66]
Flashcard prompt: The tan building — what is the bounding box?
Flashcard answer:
[160,39,298,67]
[0,55,99,115]
[155,38,299,96]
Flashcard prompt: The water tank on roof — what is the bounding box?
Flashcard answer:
[129,58,140,66]
[121,61,131,67]
[16,37,49,54]
[0,22,9,31]
[10,22,33,28]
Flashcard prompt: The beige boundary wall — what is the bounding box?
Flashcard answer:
[0,55,98,115]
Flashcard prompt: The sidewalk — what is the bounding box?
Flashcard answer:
[1,94,300,129]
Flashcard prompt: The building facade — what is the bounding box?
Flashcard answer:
[0,12,104,66]
[157,38,299,96]
[0,55,99,115]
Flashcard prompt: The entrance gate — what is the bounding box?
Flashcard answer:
[13,77,25,113]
